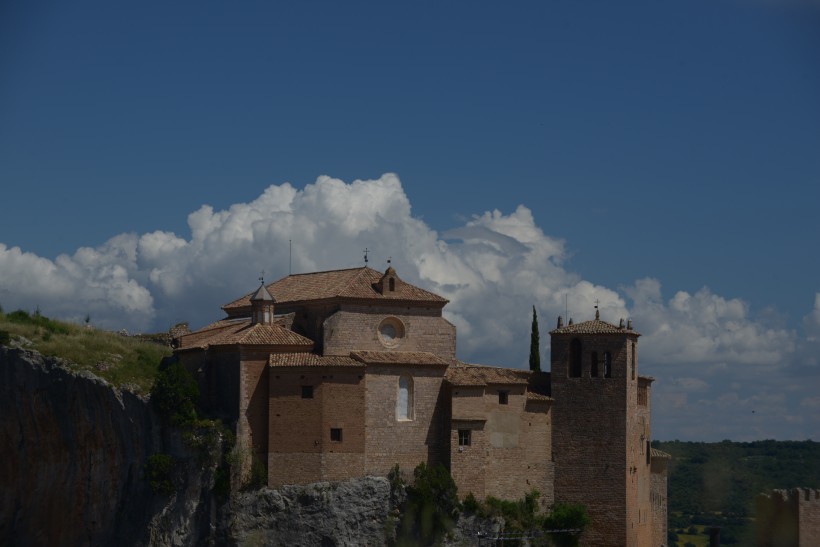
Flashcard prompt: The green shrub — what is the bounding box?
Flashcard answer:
[145,453,176,495]
[396,462,460,546]
[7,310,32,324]
[6,308,70,335]
[388,463,405,491]
[213,465,231,498]
[0,330,10,346]
[150,360,199,425]
[463,492,480,514]
[543,503,590,547]
[247,455,268,489]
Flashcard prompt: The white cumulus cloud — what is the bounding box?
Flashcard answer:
[1,173,816,440]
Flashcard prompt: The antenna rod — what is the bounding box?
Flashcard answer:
[289,239,292,275]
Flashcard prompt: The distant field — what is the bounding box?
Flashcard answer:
[0,308,172,395]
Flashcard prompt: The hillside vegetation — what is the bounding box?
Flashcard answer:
[0,307,171,395]
[655,439,820,545]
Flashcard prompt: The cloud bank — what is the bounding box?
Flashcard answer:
[0,174,815,440]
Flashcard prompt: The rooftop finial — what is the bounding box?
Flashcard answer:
[259,270,265,285]
[363,248,369,264]
[387,256,392,265]
[595,299,600,320]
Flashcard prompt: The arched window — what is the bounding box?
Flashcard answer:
[397,376,414,420]
[590,351,599,378]
[569,339,582,378]
[604,352,612,378]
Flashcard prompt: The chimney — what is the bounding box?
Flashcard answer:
[627,319,633,330]
[568,317,574,326]
[619,318,625,329]
[557,316,564,328]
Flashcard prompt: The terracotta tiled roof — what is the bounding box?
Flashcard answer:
[526,391,552,402]
[550,319,640,336]
[269,353,362,368]
[177,319,313,350]
[222,267,447,312]
[446,364,530,386]
[350,350,450,366]
[201,315,290,330]
[651,448,672,460]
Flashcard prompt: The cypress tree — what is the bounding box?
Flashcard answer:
[529,305,541,371]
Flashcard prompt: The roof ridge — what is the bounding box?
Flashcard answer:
[285,266,372,278]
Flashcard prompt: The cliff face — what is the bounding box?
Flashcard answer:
[0,347,219,546]
[1,346,496,546]
[226,477,394,546]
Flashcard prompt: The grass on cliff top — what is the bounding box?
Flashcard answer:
[0,308,171,395]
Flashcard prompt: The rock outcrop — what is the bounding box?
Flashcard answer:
[0,347,219,546]
[225,477,394,546]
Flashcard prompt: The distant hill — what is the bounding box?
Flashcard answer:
[654,439,820,545]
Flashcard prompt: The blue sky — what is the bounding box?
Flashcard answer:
[1,1,819,441]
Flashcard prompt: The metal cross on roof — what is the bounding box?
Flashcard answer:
[363,248,369,264]
[259,270,265,284]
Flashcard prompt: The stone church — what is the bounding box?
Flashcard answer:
[175,265,670,546]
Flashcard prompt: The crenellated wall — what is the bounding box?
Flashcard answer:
[757,488,820,547]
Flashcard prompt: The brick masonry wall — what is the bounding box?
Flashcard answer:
[451,420,487,499]
[322,306,456,359]
[363,365,448,477]
[268,367,366,487]
[450,386,553,508]
[551,333,641,547]
[651,458,668,547]
[239,354,270,460]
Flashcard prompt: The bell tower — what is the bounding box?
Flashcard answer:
[550,311,652,547]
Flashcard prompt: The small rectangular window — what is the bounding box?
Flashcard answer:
[458,429,471,446]
[301,385,314,399]
[330,428,343,442]
[498,391,509,405]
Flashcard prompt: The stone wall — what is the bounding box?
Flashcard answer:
[364,364,449,477]
[323,306,456,358]
[757,488,820,547]
[449,385,553,508]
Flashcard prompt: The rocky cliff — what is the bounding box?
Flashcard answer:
[0,347,219,546]
[1,346,498,546]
